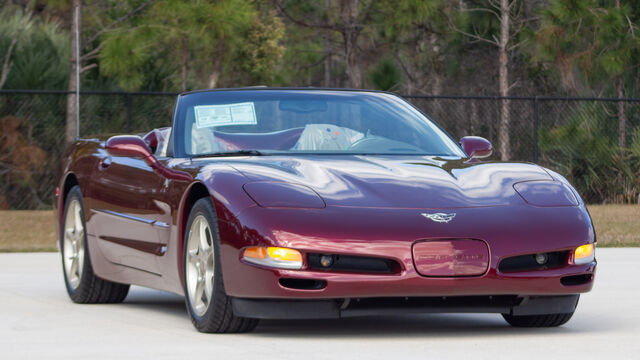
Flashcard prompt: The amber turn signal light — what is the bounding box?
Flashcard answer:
[242,246,303,269]
[573,244,595,265]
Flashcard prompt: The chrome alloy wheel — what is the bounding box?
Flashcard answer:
[63,199,85,290]
[186,215,215,317]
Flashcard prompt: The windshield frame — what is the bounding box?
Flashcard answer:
[169,88,467,159]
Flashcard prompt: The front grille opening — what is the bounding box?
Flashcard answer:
[307,253,401,274]
[278,278,326,290]
[499,251,569,273]
[561,274,593,286]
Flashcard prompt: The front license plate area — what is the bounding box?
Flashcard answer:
[412,239,489,277]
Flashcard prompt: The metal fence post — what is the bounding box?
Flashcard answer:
[533,96,539,163]
[125,93,132,133]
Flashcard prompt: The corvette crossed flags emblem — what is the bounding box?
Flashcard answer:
[421,212,456,223]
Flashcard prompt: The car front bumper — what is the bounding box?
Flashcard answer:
[231,294,582,319]
[218,205,597,300]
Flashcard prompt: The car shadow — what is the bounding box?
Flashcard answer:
[117,287,605,338]
[252,314,591,338]
[120,287,187,320]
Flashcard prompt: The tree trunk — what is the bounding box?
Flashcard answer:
[180,37,188,92]
[342,0,361,88]
[207,69,220,89]
[470,99,479,135]
[66,0,82,145]
[343,31,361,87]
[323,32,332,87]
[498,0,511,161]
[428,33,443,96]
[207,44,224,89]
[617,78,626,148]
[323,0,332,87]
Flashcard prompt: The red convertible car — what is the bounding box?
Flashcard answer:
[55,88,596,333]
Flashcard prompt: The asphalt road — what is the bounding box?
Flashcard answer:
[1,249,638,360]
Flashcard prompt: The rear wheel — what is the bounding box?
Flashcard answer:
[502,312,575,327]
[61,186,130,303]
[183,197,258,333]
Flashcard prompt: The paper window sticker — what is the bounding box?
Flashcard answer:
[194,105,232,128]
[194,103,257,128]
[230,102,257,125]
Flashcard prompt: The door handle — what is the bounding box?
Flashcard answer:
[98,157,112,170]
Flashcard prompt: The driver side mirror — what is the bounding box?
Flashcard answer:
[105,134,192,182]
[106,135,153,159]
[460,136,492,159]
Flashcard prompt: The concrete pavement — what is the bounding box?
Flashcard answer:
[1,249,638,359]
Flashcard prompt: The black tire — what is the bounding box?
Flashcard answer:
[183,197,259,333]
[502,312,575,327]
[61,186,130,304]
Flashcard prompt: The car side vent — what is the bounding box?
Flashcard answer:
[498,251,569,273]
[307,254,401,274]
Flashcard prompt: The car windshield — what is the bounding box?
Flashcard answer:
[176,90,466,157]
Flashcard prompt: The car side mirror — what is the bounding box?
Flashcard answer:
[460,136,492,159]
[105,134,191,182]
[106,135,153,159]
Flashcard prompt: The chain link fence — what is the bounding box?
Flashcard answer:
[407,95,640,161]
[2,90,639,209]
[1,90,176,210]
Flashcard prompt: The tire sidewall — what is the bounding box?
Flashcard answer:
[183,197,224,329]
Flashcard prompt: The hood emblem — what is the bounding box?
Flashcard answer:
[421,212,456,223]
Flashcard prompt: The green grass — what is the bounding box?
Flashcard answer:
[0,210,57,252]
[587,205,640,247]
[0,205,638,252]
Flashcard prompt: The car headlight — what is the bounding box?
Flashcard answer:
[513,180,578,206]
[573,243,595,265]
[242,246,303,269]
[243,181,325,209]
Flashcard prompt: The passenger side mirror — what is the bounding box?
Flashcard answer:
[460,136,492,159]
[106,135,153,159]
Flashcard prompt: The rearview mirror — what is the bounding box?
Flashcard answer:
[460,136,492,159]
[106,135,153,159]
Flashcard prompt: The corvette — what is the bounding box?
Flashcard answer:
[55,88,596,333]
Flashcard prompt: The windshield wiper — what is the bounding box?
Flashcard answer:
[193,150,264,158]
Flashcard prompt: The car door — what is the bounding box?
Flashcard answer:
[89,152,170,274]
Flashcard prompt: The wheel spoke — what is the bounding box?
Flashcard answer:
[204,267,214,300]
[194,280,205,304]
[74,204,83,233]
[199,220,209,250]
[69,257,78,278]
[200,278,209,309]
[76,228,84,242]
[76,234,84,251]
[204,247,213,264]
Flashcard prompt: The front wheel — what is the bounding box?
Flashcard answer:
[183,197,258,333]
[61,185,130,303]
[502,312,575,327]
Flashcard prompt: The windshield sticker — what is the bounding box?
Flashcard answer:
[230,102,257,125]
[194,102,257,128]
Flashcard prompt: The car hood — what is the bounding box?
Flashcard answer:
[224,155,553,209]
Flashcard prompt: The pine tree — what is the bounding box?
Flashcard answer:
[535,0,640,147]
